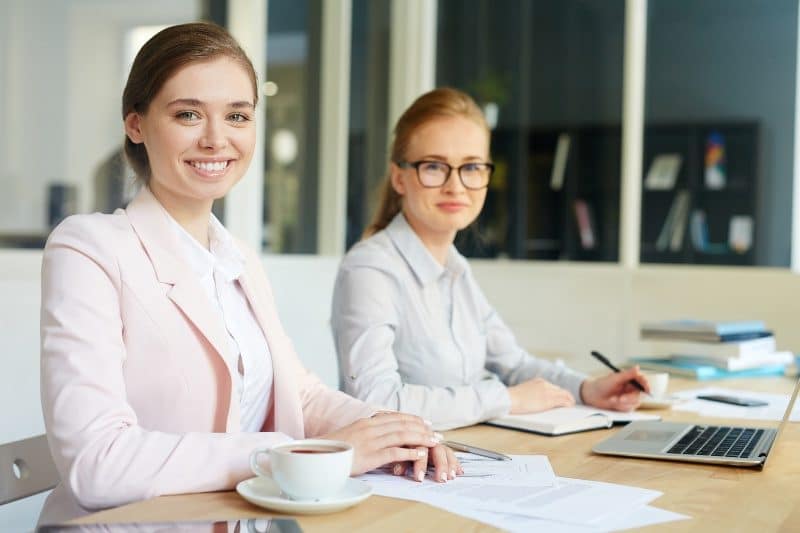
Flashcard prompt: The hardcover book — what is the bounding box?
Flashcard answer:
[629,357,789,380]
[669,352,794,372]
[647,336,777,360]
[641,319,767,337]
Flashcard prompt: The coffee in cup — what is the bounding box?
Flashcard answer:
[250,439,353,501]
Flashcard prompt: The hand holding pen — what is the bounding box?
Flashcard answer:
[581,351,651,411]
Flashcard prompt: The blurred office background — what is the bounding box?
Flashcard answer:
[2,1,800,528]
[1,0,797,267]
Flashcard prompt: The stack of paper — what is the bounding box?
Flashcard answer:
[359,454,689,532]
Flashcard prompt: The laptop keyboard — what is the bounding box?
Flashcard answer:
[666,425,765,458]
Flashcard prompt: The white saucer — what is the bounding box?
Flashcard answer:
[236,476,372,515]
[640,395,683,409]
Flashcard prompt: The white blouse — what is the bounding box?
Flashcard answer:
[331,213,587,430]
[168,212,273,433]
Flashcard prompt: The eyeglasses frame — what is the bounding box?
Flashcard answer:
[395,159,495,190]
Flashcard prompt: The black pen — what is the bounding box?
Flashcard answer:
[590,350,649,395]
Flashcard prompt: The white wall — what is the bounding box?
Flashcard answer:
[0,250,45,444]
[262,255,342,388]
[0,250,46,532]
[471,260,800,374]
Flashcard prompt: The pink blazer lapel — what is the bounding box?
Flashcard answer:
[238,266,304,439]
[125,188,240,430]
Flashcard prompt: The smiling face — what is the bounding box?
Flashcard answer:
[124,56,256,216]
[391,115,490,248]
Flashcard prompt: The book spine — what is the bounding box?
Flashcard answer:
[659,336,776,359]
[641,320,767,335]
[574,200,596,249]
[669,191,691,252]
[641,330,773,342]
[630,358,788,380]
[549,133,570,191]
[672,352,793,371]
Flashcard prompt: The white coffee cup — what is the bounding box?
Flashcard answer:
[642,371,670,398]
[250,439,353,501]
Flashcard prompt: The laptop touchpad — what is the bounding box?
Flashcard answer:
[624,429,677,443]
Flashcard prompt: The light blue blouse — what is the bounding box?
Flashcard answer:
[331,213,587,430]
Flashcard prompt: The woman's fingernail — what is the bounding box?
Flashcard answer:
[423,419,433,426]
[439,472,447,482]
[417,449,426,458]
[430,436,440,444]
[393,464,403,475]
[417,471,425,482]
[450,469,456,479]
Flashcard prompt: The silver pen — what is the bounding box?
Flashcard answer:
[444,440,512,461]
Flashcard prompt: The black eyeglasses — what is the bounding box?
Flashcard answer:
[396,160,494,190]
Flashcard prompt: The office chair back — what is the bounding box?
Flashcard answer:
[0,434,59,505]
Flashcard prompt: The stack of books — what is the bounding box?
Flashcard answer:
[631,320,794,380]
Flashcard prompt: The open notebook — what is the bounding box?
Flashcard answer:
[486,406,660,436]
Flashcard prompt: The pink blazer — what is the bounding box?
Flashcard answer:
[39,187,373,521]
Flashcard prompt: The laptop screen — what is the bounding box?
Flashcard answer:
[761,373,800,469]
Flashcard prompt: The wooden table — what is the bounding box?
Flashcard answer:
[74,377,800,532]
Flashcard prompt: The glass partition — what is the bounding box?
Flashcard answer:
[345,0,391,249]
[641,0,797,266]
[262,0,321,253]
[436,0,625,261]
[0,0,202,249]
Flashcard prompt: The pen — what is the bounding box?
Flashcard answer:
[590,350,650,395]
[444,440,511,461]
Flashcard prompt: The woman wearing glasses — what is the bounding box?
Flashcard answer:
[331,88,648,430]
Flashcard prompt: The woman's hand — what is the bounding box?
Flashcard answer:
[392,443,463,483]
[320,412,442,475]
[507,377,575,414]
[580,366,650,412]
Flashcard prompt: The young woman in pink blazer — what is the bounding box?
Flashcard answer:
[39,22,458,523]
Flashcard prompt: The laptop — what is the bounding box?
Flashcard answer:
[593,374,800,468]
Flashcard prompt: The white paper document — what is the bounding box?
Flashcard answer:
[672,388,800,421]
[458,503,689,533]
[362,453,556,487]
[359,455,686,530]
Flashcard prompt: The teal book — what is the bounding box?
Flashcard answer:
[629,357,789,381]
[641,319,767,337]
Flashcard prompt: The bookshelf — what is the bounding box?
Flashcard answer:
[458,121,759,265]
[458,125,621,261]
[641,122,759,265]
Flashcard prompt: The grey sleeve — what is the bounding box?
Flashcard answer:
[476,285,588,402]
[331,266,512,430]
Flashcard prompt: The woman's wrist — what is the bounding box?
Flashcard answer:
[507,384,520,413]
[579,379,591,405]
